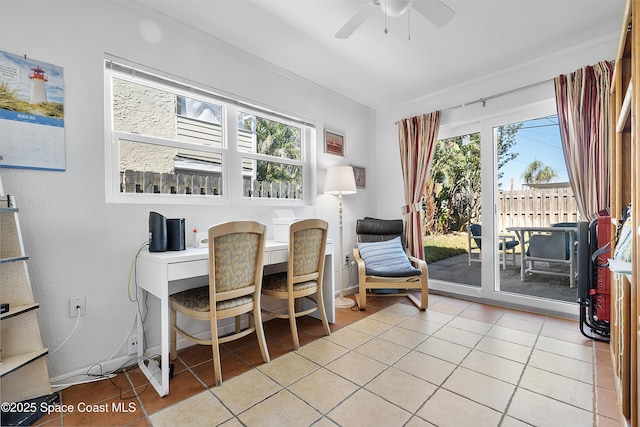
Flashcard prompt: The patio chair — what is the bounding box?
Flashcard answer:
[522,222,578,287]
[352,218,428,311]
[467,223,519,269]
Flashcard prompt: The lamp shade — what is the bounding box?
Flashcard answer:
[324,165,357,195]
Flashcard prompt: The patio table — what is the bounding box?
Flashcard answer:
[506,225,578,288]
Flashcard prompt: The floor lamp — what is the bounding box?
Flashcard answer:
[324,165,357,308]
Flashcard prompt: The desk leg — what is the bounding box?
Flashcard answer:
[299,252,335,324]
[137,291,170,397]
[323,252,335,324]
[160,296,170,394]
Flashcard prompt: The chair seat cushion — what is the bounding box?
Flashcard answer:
[262,272,317,293]
[262,273,318,292]
[357,236,422,277]
[499,240,519,250]
[169,286,254,311]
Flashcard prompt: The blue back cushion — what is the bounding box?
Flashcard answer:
[553,222,577,259]
[470,224,482,249]
[357,236,421,277]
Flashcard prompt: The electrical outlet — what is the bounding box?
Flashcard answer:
[127,335,138,355]
[344,253,351,266]
[69,296,86,318]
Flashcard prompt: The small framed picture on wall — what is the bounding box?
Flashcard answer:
[352,166,366,188]
[324,129,344,156]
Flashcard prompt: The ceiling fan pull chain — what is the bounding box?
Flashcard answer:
[384,0,389,34]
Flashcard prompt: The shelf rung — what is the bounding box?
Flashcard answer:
[1,303,39,320]
[616,82,633,133]
[0,256,29,264]
[0,348,48,377]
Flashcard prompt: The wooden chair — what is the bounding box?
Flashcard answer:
[352,218,428,311]
[169,221,270,386]
[262,219,331,350]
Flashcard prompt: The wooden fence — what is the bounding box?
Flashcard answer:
[498,186,578,230]
[120,170,302,199]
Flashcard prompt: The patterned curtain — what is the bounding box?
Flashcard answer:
[554,61,613,221]
[398,111,441,259]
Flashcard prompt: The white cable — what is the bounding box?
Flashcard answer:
[54,244,146,386]
[86,243,145,375]
[128,241,149,302]
[51,244,146,388]
[84,309,137,379]
[51,373,116,389]
[50,306,82,354]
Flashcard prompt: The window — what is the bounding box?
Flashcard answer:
[238,112,304,199]
[105,58,312,204]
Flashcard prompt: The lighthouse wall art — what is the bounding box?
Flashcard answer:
[0,50,65,171]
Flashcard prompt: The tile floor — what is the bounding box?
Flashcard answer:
[34,293,623,426]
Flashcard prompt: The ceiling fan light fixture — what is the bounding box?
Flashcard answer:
[379,0,412,17]
[335,0,454,39]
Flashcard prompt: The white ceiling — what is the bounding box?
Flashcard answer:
[131,0,625,110]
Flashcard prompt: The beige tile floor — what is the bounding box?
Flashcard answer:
[37,293,624,426]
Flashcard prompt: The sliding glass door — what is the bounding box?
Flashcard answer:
[428,100,579,316]
[425,130,484,293]
[492,113,577,304]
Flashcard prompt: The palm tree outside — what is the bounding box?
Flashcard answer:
[522,159,558,184]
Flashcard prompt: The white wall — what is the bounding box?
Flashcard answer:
[0,1,375,380]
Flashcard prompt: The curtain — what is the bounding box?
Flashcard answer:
[398,111,441,259]
[554,61,613,221]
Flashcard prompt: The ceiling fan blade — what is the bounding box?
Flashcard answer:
[411,0,456,27]
[335,3,376,39]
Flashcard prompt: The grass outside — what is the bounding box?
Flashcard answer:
[423,232,468,263]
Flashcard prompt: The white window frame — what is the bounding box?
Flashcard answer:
[235,107,307,201]
[104,57,313,206]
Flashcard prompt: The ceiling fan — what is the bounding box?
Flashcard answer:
[335,0,456,39]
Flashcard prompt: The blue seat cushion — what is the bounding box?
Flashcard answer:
[500,240,519,250]
[357,236,422,277]
[471,224,518,250]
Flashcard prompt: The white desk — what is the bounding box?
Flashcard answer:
[136,240,334,397]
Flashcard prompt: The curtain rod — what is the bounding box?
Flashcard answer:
[396,78,553,124]
[445,78,553,111]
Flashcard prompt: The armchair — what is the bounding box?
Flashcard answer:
[352,218,428,311]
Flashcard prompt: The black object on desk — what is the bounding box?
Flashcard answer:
[149,211,167,252]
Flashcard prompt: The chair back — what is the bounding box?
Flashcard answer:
[209,221,266,307]
[553,222,577,259]
[469,224,482,249]
[289,219,328,283]
[356,217,405,245]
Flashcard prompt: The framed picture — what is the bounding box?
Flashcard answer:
[324,129,344,156]
[353,166,366,188]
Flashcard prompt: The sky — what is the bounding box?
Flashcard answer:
[498,115,569,190]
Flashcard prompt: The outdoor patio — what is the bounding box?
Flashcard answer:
[427,253,578,303]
